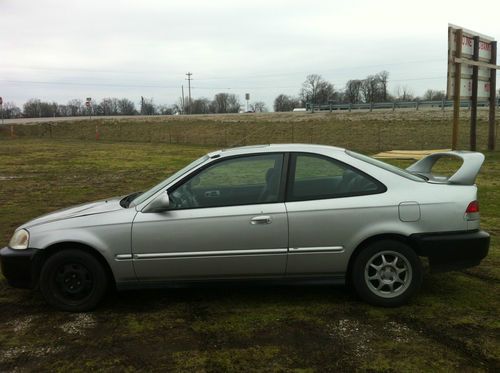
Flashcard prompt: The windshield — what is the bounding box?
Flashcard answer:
[130,155,210,206]
[346,150,424,182]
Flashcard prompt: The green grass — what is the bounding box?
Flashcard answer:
[0,137,498,372]
[2,109,498,152]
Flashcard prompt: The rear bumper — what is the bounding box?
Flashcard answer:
[409,230,490,272]
[0,247,42,289]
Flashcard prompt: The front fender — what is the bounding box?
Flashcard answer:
[26,209,138,283]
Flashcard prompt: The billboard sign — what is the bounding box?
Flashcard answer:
[447,24,495,99]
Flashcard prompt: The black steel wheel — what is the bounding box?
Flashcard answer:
[40,249,108,312]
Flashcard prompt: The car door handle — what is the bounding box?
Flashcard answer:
[250,215,272,224]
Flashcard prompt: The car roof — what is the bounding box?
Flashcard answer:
[208,144,345,158]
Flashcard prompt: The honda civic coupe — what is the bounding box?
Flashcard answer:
[1,144,490,311]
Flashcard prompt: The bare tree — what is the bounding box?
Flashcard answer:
[361,75,381,103]
[1,102,21,119]
[191,98,211,114]
[67,99,82,116]
[156,105,174,115]
[344,80,363,104]
[423,89,445,101]
[300,74,335,105]
[394,85,414,101]
[251,101,268,113]
[141,98,156,115]
[377,71,390,101]
[23,99,42,118]
[117,98,136,115]
[211,93,240,113]
[274,94,300,111]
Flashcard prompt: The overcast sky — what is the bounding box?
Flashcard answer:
[1,0,500,110]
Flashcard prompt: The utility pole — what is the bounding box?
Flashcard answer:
[186,72,193,114]
[141,96,144,115]
[181,85,185,114]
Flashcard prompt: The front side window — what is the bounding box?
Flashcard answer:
[288,153,385,201]
[169,153,284,209]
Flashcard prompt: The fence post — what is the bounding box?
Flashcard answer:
[377,122,381,151]
[392,102,396,112]
[416,100,419,111]
[349,103,352,112]
[329,103,332,113]
[370,102,373,112]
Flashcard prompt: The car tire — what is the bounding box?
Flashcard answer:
[39,249,108,312]
[351,240,422,307]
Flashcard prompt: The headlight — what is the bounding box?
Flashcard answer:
[9,229,30,250]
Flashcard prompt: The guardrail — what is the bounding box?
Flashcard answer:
[306,99,500,112]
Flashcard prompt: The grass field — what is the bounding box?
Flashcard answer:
[2,109,499,152]
[0,136,499,372]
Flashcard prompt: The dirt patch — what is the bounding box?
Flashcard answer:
[60,313,97,336]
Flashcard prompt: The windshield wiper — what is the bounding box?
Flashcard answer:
[120,191,143,208]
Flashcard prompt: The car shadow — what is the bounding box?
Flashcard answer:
[100,281,354,314]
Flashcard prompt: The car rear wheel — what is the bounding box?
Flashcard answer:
[352,240,422,307]
[39,249,108,312]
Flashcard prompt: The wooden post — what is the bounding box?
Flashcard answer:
[470,36,480,151]
[452,29,463,150]
[488,41,497,151]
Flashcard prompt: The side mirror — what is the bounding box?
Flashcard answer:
[143,191,170,213]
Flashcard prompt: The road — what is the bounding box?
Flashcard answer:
[0,115,174,125]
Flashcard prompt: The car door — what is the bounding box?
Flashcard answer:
[131,153,289,281]
[285,152,387,276]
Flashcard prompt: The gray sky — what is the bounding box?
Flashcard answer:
[1,0,500,110]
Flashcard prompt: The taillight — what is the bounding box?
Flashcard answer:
[466,200,479,213]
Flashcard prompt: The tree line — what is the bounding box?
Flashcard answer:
[5,70,489,118]
[274,72,448,111]
[0,92,270,119]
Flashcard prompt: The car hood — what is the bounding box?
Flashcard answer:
[21,197,124,228]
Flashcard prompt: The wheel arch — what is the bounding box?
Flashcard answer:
[38,242,116,288]
[346,233,417,283]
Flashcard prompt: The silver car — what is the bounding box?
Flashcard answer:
[1,144,490,311]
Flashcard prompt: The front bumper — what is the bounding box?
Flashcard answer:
[0,247,42,288]
[409,230,490,272]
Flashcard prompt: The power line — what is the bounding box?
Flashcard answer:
[0,58,445,80]
[0,75,448,91]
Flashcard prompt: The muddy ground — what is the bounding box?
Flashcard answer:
[0,138,498,372]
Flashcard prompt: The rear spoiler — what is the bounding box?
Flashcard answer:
[406,151,485,185]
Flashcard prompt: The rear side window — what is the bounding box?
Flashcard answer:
[287,153,386,201]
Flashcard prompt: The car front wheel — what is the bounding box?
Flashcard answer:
[39,249,108,312]
[351,240,423,307]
